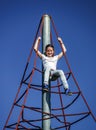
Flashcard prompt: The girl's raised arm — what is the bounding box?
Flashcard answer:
[34,37,42,58]
[57,37,67,59]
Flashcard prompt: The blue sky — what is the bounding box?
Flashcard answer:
[0,0,96,130]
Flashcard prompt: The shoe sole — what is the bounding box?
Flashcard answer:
[67,92,72,96]
[43,88,49,92]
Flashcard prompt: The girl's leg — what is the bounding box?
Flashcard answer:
[44,67,51,85]
[51,70,69,89]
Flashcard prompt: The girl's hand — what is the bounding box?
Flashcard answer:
[57,37,63,44]
[38,36,41,41]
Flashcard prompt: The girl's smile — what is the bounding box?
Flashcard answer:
[46,47,54,57]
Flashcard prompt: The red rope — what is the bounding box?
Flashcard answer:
[57,79,68,130]
[16,68,35,129]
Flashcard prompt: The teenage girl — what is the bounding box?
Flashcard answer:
[34,37,72,95]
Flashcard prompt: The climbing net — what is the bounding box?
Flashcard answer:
[3,15,96,130]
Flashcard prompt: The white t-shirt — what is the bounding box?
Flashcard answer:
[42,54,58,70]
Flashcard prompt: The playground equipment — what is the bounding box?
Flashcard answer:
[3,14,96,130]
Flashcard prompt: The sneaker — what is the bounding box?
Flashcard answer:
[65,88,72,96]
[43,88,49,92]
[43,85,49,92]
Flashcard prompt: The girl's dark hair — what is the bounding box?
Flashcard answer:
[45,44,54,51]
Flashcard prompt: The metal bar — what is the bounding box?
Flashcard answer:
[42,14,51,130]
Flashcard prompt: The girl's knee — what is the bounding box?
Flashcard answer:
[59,70,64,75]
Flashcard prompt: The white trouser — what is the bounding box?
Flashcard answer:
[44,67,69,89]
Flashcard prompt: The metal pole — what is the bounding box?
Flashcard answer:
[42,14,51,130]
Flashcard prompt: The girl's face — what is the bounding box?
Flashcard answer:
[45,46,54,57]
